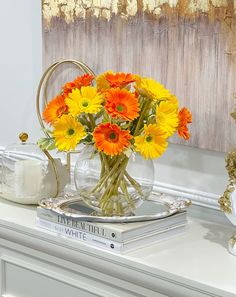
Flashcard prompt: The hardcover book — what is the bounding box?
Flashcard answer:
[37,217,186,253]
[37,203,187,242]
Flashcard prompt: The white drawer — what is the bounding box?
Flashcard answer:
[0,242,168,297]
[4,262,97,297]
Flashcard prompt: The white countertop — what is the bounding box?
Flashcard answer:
[0,197,235,297]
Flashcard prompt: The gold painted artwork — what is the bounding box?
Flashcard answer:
[42,0,236,24]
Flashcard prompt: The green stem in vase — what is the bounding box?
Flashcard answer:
[116,201,124,216]
[101,153,110,188]
[102,153,110,173]
[133,99,152,136]
[91,150,145,215]
[120,179,135,209]
[88,113,96,130]
[99,158,129,213]
[91,155,126,193]
[99,153,105,179]
[124,171,143,196]
[99,160,126,203]
[81,115,92,130]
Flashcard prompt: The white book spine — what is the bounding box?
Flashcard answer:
[37,218,122,252]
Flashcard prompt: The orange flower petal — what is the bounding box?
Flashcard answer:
[62,82,76,96]
[43,94,68,124]
[93,123,132,156]
[105,88,139,121]
[62,74,94,95]
[105,72,136,88]
[178,107,192,140]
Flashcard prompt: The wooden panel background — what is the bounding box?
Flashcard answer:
[43,16,236,152]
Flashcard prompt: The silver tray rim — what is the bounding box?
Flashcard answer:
[39,194,191,223]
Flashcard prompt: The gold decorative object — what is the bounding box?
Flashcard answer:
[229,233,236,248]
[218,183,233,214]
[231,95,236,122]
[36,59,95,135]
[218,150,236,213]
[219,104,236,256]
[19,132,28,143]
[218,106,236,213]
[42,0,236,25]
[36,59,95,197]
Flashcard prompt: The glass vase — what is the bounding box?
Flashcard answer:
[74,146,154,216]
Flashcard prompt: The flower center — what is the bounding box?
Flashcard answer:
[82,100,89,107]
[110,132,116,139]
[146,136,152,142]
[106,131,119,143]
[116,104,124,112]
[67,128,75,136]
[116,103,127,113]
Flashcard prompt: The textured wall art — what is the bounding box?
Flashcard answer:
[42,0,236,152]
[42,0,236,24]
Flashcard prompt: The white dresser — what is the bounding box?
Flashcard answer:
[0,198,235,297]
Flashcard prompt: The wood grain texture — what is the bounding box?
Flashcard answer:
[43,16,236,152]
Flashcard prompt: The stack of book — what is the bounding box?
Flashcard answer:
[36,204,187,253]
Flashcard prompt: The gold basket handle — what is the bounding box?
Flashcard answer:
[36,59,95,198]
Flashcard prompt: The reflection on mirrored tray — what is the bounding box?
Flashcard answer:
[60,200,169,217]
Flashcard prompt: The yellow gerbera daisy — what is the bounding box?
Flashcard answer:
[65,86,103,116]
[134,124,168,159]
[168,94,179,108]
[53,115,86,151]
[156,100,179,137]
[135,77,171,101]
[96,71,112,92]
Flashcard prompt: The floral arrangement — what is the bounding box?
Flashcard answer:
[39,71,192,215]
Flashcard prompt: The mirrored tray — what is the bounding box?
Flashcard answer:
[39,194,191,223]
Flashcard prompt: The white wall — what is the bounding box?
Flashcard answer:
[156,144,228,196]
[0,0,229,203]
[0,0,42,147]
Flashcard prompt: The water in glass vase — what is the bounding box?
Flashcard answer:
[74,146,154,216]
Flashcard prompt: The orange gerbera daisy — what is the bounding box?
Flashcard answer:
[178,107,192,140]
[43,94,68,124]
[93,123,132,156]
[63,74,94,95]
[105,72,136,88]
[105,88,139,121]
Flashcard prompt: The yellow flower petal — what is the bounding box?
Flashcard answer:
[65,86,103,116]
[135,77,171,101]
[53,115,86,151]
[134,124,168,159]
[96,71,113,92]
[156,100,179,137]
[168,94,179,108]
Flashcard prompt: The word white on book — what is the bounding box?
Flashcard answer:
[37,218,118,250]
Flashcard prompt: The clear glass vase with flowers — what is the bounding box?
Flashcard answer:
[38,71,192,216]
